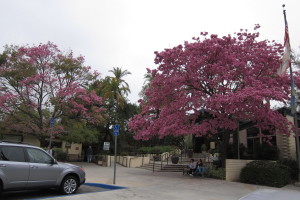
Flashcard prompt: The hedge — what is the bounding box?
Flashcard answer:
[240,160,291,188]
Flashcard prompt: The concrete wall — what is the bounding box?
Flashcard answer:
[286,115,297,159]
[98,155,151,168]
[128,156,150,167]
[289,133,297,160]
[117,156,150,168]
[100,155,113,167]
[23,135,40,146]
[62,141,82,156]
[226,159,254,181]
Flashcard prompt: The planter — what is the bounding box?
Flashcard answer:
[94,155,103,164]
[171,155,179,164]
[201,144,207,153]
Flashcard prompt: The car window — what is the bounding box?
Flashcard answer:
[27,148,53,164]
[0,146,26,162]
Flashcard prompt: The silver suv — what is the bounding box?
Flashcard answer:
[0,141,85,195]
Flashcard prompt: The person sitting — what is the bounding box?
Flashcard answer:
[193,159,207,176]
[187,159,196,175]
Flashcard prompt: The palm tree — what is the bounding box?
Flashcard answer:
[109,67,131,92]
[106,67,131,108]
[139,71,153,100]
[89,67,132,146]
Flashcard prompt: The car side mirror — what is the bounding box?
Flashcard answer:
[47,158,57,165]
[52,159,58,165]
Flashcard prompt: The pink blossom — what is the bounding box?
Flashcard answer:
[129,26,295,140]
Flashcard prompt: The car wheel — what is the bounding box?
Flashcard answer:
[60,175,78,195]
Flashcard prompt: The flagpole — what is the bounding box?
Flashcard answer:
[283,4,300,181]
[289,62,300,182]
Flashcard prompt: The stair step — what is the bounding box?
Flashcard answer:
[139,163,187,172]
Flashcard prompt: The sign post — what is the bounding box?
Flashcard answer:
[103,142,110,151]
[49,117,55,148]
[113,124,119,184]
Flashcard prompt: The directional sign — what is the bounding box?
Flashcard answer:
[103,142,110,150]
[113,125,119,131]
[113,124,120,136]
[50,117,55,127]
[114,131,119,136]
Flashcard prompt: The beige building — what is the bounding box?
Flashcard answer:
[238,108,299,160]
[0,132,83,159]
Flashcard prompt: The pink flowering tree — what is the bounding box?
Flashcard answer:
[0,42,104,143]
[129,26,298,162]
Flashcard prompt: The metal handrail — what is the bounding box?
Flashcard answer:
[153,158,155,172]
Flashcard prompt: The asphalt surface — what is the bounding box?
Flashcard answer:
[0,184,109,200]
[1,162,300,200]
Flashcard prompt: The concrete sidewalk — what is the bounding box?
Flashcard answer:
[51,162,300,200]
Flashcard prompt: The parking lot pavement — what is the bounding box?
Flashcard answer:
[48,162,300,200]
[239,189,300,200]
[0,184,114,200]
[2,162,299,200]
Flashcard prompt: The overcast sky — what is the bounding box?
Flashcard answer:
[1,0,300,103]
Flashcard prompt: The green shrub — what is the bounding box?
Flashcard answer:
[240,160,291,187]
[94,155,103,161]
[152,146,163,154]
[253,142,279,160]
[160,145,175,153]
[120,145,135,154]
[53,148,67,161]
[278,159,299,181]
[208,168,225,179]
[120,152,128,156]
[137,147,150,154]
[137,146,175,154]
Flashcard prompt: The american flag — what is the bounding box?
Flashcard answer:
[277,14,291,77]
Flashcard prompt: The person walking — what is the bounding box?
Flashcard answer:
[86,146,93,163]
[46,146,53,156]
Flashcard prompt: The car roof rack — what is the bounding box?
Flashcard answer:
[0,140,33,145]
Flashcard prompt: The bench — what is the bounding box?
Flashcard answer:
[183,163,211,177]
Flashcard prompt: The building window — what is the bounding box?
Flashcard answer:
[246,127,276,154]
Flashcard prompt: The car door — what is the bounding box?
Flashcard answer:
[0,146,30,189]
[26,147,62,188]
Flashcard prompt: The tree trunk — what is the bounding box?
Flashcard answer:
[232,126,239,159]
[219,130,231,168]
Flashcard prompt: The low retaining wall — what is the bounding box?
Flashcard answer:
[97,155,150,168]
[117,156,150,168]
[225,159,254,181]
[145,152,170,161]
